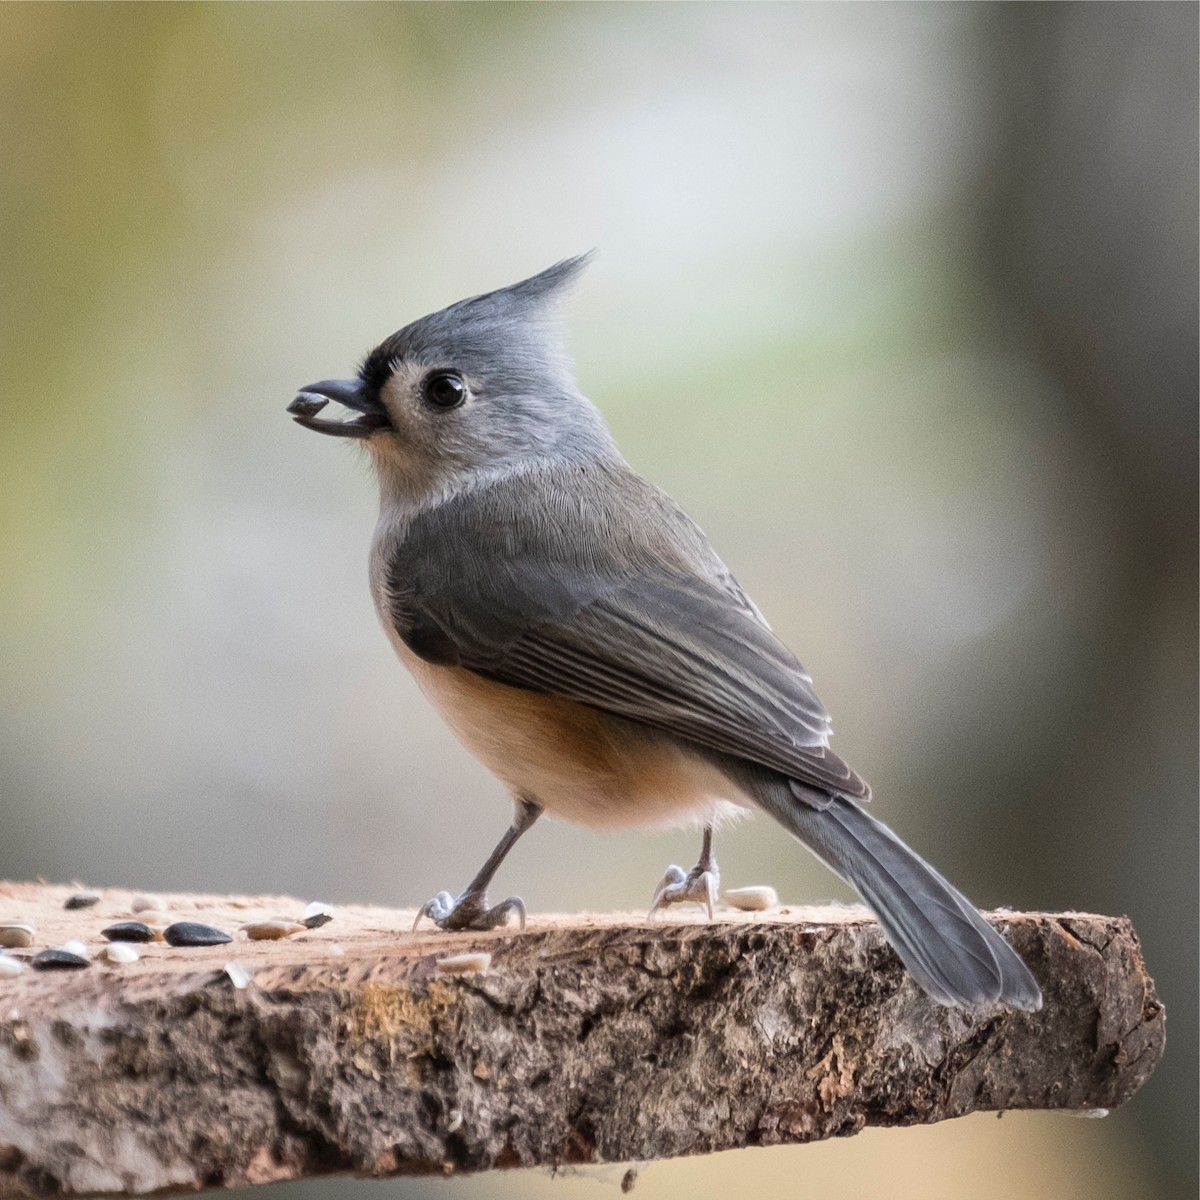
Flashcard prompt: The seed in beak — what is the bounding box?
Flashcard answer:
[288,394,330,418]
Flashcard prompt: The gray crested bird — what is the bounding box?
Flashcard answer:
[288,255,1041,1011]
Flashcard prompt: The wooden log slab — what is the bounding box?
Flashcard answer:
[0,882,1164,1198]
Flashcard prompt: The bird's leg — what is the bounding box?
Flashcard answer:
[414,796,542,932]
[649,824,720,920]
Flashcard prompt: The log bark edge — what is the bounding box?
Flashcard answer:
[0,883,1165,1197]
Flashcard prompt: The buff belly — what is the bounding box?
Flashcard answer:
[386,634,749,830]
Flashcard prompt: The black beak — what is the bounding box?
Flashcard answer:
[288,378,390,439]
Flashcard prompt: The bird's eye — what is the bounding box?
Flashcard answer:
[423,371,467,410]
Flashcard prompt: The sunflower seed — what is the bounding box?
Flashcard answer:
[435,952,491,976]
[101,922,155,943]
[722,885,779,912]
[130,893,168,913]
[240,920,304,941]
[60,940,89,958]
[31,949,90,970]
[0,954,24,978]
[164,922,232,947]
[103,943,140,964]
[302,901,334,929]
[64,891,101,910]
[0,925,34,949]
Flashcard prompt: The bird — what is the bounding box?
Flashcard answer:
[287,254,1042,1011]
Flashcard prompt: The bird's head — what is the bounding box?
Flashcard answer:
[289,254,615,505]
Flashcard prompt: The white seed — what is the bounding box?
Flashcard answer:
[445,1109,463,1133]
[722,886,779,912]
[0,925,34,949]
[60,940,90,959]
[435,952,491,976]
[131,893,168,913]
[302,901,334,929]
[240,920,304,941]
[0,955,23,978]
[103,943,140,964]
[329,943,345,957]
[224,961,252,989]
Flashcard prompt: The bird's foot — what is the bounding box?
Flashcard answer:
[412,889,526,932]
[648,861,720,921]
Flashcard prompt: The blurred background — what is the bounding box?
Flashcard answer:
[0,3,1195,1198]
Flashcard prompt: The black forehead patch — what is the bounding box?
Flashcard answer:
[357,341,401,392]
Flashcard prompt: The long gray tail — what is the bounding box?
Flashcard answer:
[768,789,1042,1010]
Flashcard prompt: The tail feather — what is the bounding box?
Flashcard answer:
[767,788,1041,1011]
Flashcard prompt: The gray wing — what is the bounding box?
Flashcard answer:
[385,469,870,802]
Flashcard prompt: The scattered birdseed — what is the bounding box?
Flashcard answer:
[224,961,252,989]
[60,940,89,958]
[722,885,779,912]
[445,1110,463,1134]
[103,943,140,964]
[302,901,334,929]
[0,925,34,949]
[240,920,304,941]
[64,890,100,910]
[435,952,491,976]
[0,954,23,978]
[621,1168,638,1194]
[101,922,156,943]
[164,922,232,947]
[130,893,167,913]
[31,948,90,970]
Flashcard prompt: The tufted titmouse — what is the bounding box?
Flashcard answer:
[288,256,1041,1010]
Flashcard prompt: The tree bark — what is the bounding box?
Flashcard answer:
[0,882,1164,1198]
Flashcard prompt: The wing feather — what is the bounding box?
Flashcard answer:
[384,467,870,803]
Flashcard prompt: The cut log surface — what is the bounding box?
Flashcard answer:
[0,882,1164,1198]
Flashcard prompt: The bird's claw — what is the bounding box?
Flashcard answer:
[648,862,720,920]
[413,890,526,932]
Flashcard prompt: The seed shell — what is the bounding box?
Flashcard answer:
[0,954,24,978]
[224,961,252,989]
[302,902,334,929]
[722,885,779,912]
[102,922,155,943]
[103,943,140,964]
[65,891,101,910]
[32,948,90,970]
[164,922,232,947]
[240,920,304,941]
[131,893,168,913]
[0,925,34,949]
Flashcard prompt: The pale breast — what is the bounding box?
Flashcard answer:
[383,624,747,831]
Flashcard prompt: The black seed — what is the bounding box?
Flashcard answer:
[32,949,90,970]
[164,922,232,947]
[303,913,333,929]
[101,922,155,943]
[64,891,100,910]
